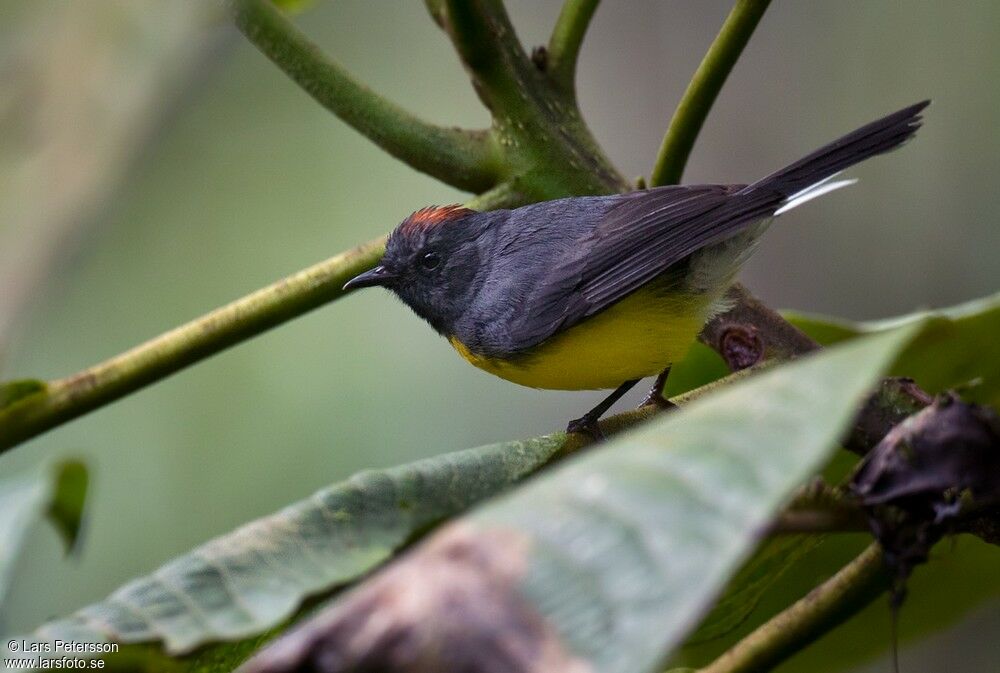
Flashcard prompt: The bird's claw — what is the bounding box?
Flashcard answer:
[566,415,605,441]
[640,391,678,410]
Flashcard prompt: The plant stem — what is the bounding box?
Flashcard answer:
[0,172,547,454]
[437,0,628,197]
[547,0,602,94]
[650,0,772,186]
[0,237,385,452]
[440,0,534,109]
[229,0,499,193]
[699,543,890,673]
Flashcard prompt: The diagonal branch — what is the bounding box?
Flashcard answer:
[0,172,542,455]
[230,0,499,193]
[0,237,385,453]
[547,0,602,95]
[651,0,772,186]
[698,543,889,673]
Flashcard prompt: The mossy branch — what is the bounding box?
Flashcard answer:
[229,0,499,193]
[547,0,602,95]
[651,0,772,186]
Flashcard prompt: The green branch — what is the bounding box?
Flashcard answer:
[547,0,602,94]
[0,237,384,452]
[229,0,499,193]
[650,0,772,186]
[435,0,627,197]
[0,175,542,454]
[699,543,889,673]
[439,0,534,111]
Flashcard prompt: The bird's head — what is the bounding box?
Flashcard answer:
[343,205,488,334]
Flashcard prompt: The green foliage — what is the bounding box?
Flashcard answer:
[667,290,1000,410]
[782,535,1000,673]
[686,535,823,644]
[4,2,998,672]
[19,286,1000,672]
[30,435,565,668]
[788,290,1000,406]
[270,0,314,13]
[450,327,918,673]
[45,459,88,553]
[0,460,89,607]
[0,379,46,411]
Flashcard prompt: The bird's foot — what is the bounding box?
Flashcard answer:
[640,391,678,411]
[566,379,640,441]
[566,414,605,441]
[640,366,675,410]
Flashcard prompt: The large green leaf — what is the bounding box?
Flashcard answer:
[684,534,823,644]
[634,293,1000,671]
[238,326,921,673]
[787,290,1000,407]
[28,434,566,666]
[607,294,1000,660]
[662,293,1000,668]
[0,460,89,609]
[29,293,1000,672]
[475,328,917,673]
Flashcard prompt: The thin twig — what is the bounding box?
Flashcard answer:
[699,543,889,673]
[650,0,772,186]
[229,0,499,192]
[547,0,602,94]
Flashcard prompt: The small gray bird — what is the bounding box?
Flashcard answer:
[345,101,928,434]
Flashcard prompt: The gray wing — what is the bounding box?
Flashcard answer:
[503,184,782,351]
[498,101,930,353]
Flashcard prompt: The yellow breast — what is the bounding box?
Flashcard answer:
[448,284,713,390]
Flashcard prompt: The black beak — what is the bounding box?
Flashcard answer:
[343,265,394,291]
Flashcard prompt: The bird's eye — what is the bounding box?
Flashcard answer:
[419,251,441,270]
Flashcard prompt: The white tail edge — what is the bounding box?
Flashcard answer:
[774,177,859,216]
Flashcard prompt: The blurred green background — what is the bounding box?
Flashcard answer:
[1,1,997,671]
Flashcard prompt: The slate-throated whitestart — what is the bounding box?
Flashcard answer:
[345,101,928,436]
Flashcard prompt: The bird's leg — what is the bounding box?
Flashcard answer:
[566,379,640,439]
[640,365,678,410]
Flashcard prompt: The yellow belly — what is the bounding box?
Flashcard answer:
[449,284,712,390]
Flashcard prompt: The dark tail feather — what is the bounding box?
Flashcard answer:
[748,100,930,198]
